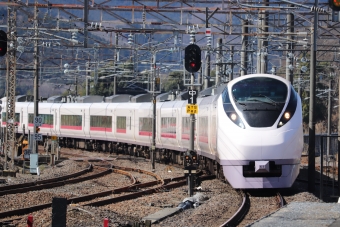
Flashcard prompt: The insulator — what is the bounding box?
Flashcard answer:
[271,67,276,74]
[310,6,326,13]
[128,33,133,44]
[301,66,308,73]
[142,11,146,22]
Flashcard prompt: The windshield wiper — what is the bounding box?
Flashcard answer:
[234,99,247,106]
[247,94,277,106]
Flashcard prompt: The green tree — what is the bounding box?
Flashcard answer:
[162,71,186,92]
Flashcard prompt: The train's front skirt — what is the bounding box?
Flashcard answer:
[222,161,300,188]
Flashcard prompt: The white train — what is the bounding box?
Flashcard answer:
[1,74,303,188]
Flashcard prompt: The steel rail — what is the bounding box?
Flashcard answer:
[0,166,152,219]
[0,170,213,219]
[0,165,116,196]
[276,192,285,208]
[0,163,92,193]
[219,190,250,227]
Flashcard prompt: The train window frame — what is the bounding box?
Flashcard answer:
[161,117,176,138]
[2,112,20,124]
[90,115,112,128]
[116,116,127,133]
[231,77,288,103]
[139,117,152,133]
[29,113,54,125]
[61,115,82,126]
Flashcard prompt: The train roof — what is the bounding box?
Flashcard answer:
[0,84,227,105]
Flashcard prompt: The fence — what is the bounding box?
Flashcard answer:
[304,134,340,201]
[303,134,339,156]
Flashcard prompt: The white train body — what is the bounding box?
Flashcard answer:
[1,74,303,188]
[217,74,303,188]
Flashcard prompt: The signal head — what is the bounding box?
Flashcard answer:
[329,0,340,11]
[185,44,202,73]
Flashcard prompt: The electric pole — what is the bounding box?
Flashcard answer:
[308,0,318,193]
[5,1,17,170]
[33,0,40,154]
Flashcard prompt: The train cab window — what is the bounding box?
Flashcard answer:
[222,87,231,104]
[231,77,288,128]
[232,77,287,103]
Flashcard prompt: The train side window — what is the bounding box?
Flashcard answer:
[61,115,82,126]
[222,88,231,104]
[139,117,152,132]
[90,116,112,128]
[161,117,176,135]
[1,112,5,123]
[117,116,127,133]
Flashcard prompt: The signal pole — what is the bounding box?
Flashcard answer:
[151,53,156,171]
[184,43,201,196]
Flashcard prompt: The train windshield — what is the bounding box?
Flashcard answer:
[232,77,287,103]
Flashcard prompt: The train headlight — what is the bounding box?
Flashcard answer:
[227,112,245,129]
[284,112,290,120]
[230,113,237,121]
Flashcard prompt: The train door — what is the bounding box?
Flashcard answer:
[114,103,135,144]
[83,107,89,138]
[51,104,60,137]
[209,99,218,156]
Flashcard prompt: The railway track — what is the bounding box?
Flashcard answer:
[0,162,213,220]
[219,191,285,227]
[230,190,285,226]
[219,190,250,227]
[0,164,118,196]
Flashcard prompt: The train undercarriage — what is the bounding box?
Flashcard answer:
[54,136,224,181]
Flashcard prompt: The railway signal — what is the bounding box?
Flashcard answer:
[0,30,7,56]
[185,44,201,73]
[330,0,340,11]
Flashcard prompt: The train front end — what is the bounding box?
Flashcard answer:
[217,74,303,188]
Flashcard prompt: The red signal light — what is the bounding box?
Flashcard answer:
[190,62,196,68]
[330,0,340,10]
[335,0,340,7]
